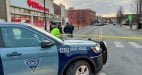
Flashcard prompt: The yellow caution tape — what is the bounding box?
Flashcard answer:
[62,34,142,40]
[62,28,142,40]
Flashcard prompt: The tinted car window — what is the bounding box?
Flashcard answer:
[1,27,46,48]
[0,28,4,48]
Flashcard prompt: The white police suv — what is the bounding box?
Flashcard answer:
[0,22,107,75]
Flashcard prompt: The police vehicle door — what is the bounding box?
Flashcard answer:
[0,27,58,75]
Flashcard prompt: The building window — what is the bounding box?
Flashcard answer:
[31,11,34,14]
[21,9,24,13]
[11,14,21,22]
[40,13,44,16]
[34,12,38,15]
[10,7,15,13]
[15,7,21,13]
[21,9,30,14]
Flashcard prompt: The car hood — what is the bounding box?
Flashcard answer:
[63,39,97,47]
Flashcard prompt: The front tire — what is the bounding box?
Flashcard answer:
[66,60,93,75]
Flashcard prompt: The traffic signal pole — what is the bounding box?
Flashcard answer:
[44,0,47,30]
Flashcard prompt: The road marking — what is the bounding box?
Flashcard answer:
[62,34,142,40]
[114,42,124,48]
[98,72,106,75]
[128,42,142,48]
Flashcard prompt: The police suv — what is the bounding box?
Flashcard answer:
[0,22,107,75]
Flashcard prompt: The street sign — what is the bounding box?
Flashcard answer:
[128,15,132,29]
[128,15,132,21]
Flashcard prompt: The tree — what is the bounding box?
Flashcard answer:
[130,0,138,14]
[76,11,86,28]
[117,6,124,27]
[76,11,82,29]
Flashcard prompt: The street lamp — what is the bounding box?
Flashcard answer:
[44,0,47,30]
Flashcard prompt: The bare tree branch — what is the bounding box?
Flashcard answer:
[130,0,138,14]
[117,6,124,26]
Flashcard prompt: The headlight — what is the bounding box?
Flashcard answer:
[91,45,101,53]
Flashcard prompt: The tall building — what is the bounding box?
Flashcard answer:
[68,8,96,28]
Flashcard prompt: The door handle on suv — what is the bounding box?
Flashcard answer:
[6,52,22,57]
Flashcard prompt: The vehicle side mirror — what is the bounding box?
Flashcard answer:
[99,41,107,65]
[40,40,54,48]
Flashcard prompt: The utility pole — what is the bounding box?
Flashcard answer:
[44,0,47,30]
[137,0,142,29]
[140,0,142,29]
[139,0,142,21]
[137,0,139,24]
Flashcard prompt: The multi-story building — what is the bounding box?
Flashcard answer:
[53,3,61,22]
[0,0,66,30]
[68,8,96,28]
[0,0,55,27]
[60,4,66,25]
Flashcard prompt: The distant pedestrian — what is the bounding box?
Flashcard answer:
[64,23,74,38]
[137,23,141,30]
[50,22,61,38]
[70,23,74,37]
[57,22,62,34]
[129,21,132,30]
[50,21,54,32]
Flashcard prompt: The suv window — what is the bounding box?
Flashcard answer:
[0,28,4,48]
[1,27,46,48]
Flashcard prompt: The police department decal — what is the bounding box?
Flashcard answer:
[24,57,41,72]
[59,46,88,53]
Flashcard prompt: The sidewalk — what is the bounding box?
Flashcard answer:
[122,25,142,31]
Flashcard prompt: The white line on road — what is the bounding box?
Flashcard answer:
[114,42,125,48]
[98,72,106,75]
[128,42,142,48]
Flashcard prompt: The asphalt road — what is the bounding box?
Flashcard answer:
[73,25,142,75]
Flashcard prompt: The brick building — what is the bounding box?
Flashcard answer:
[68,8,96,28]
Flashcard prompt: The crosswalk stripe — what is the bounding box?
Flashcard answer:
[98,73,106,75]
[128,42,142,48]
[113,42,124,48]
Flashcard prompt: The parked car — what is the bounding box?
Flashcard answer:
[95,23,104,26]
[0,22,107,75]
[113,23,117,26]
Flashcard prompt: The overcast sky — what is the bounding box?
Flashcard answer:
[54,0,134,17]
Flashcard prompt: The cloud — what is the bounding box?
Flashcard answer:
[54,0,133,17]
[53,0,71,8]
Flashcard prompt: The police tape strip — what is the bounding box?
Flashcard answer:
[62,34,142,40]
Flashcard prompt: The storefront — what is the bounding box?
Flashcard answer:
[9,0,54,27]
